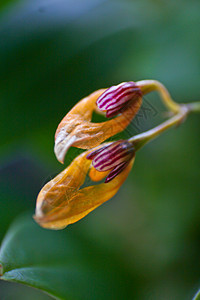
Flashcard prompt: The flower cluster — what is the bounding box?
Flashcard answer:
[35,79,188,229]
[34,81,141,229]
[34,81,142,229]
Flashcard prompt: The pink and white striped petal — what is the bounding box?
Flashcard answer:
[105,162,128,183]
[97,81,142,117]
[87,140,135,182]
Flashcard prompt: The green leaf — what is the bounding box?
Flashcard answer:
[0,214,135,299]
[194,290,200,300]
[0,0,19,12]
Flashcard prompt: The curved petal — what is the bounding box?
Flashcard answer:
[54,88,142,163]
[34,148,134,229]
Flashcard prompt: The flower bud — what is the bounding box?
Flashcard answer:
[87,140,135,183]
[96,81,142,118]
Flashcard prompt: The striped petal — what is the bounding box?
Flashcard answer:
[97,81,142,117]
[87,140,135,182]
[105,161,128,183]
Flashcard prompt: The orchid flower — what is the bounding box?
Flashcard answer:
[35,80,200,229]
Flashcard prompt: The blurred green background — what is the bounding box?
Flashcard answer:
[0,0,200,299]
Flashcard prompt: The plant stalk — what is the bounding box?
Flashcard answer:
[129,105,189,151]
[137,79,181,113]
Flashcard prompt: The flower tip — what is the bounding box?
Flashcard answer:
[54,133,77,164]
[34,202,68,230]
[54,145,65,164]
[33,214,66,230]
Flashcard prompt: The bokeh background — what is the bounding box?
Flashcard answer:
[0,0,200,299]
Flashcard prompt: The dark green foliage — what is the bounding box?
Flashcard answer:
[0,0,200,299]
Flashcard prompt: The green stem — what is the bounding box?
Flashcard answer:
[137,79,181,113]
[129,79,200,151]
[187,102,200,113]
[129,105,189,151]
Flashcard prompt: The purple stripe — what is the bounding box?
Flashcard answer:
[106,103,128,118]
[100,85,133,107]
[105,86,142,109]
[97,82,135,108]
[98,84,136,109]
[106,90,141,117]
[104,89,135,110]
[92,142,122,163]
[93,141,133,167]
[86,146,107,160]
[93,143,122,166]
[105,87,142,109]
[105,162,128,183]
[93,141,134,170]
[93,141,124,161]
[95,150,131,171]
[103,89,134,110]
[94,149,131,171]
[97,83,127,105]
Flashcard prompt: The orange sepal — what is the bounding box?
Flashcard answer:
[34,147,134,229]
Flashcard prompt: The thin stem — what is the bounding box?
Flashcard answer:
[129,105,189,151]
[187,101,200,113]
[137,79,181,113]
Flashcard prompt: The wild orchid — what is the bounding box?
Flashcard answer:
[34,80,200,229]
